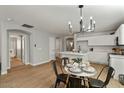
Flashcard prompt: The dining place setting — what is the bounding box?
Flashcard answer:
[65,58,97,77]
[62,58,97,88]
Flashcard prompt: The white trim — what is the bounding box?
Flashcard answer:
[7,66,10,69]
[30,60,50,66]
[25,62,30,65]
[1,71,7,75]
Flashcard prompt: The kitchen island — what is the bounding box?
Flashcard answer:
[60,51,88,60]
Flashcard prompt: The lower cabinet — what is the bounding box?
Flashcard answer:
[110,55,124,80]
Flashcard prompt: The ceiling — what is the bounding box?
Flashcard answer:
[0,5,124,35]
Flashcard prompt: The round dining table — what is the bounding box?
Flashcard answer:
[64,65,97,77]
[64,64,97,87]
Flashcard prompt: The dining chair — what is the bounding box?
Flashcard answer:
[51,60,68,88]
[88,66,115,88]
[67,76,85,88]
[61,57,69,66]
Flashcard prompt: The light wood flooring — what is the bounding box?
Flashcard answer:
[11,57,24,68]
[0,62,124,88]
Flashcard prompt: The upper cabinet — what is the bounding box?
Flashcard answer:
[88,35,116,46]
[75,24,124,46]
[76,35,116,46]
[115,24,124,45]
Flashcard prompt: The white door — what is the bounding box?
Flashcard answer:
[49,37,56,60]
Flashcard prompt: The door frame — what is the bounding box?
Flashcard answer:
[7,31,30,69]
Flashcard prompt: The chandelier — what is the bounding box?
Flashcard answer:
[68,5,95,34]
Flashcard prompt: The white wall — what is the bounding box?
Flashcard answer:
[0,24,1,64]
[0,21,58,75]
[32,30,56,66]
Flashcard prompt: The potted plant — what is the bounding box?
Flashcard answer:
[72,58,82,66]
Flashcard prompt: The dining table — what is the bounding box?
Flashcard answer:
[64,62,97,87]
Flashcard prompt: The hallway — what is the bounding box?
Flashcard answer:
[11,57,24,68]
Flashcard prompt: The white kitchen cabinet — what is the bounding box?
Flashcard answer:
[88,35,116,46]
[76,35,116,46]
[110,55,124,80]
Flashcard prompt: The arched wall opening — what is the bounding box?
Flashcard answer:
[1,28,32,75]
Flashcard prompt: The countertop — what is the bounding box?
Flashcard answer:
[60,51,87,56]
[109,54,124,59]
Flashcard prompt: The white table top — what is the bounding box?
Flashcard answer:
[64,65,97,77]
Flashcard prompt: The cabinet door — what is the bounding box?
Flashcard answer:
[110,58,124,80]
[88,35,116,46]
[110,58,120,79]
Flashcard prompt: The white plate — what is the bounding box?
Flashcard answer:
[80,64,87,67]
[82,66,95,73]
[66,64,73,68]
[69,67,82,73]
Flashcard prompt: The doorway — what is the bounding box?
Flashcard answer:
[7,31,30,69]
[9,34,25,68]
[49,37,62,60]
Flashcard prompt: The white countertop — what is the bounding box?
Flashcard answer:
[60,51,87,56]
[110,54,124,59]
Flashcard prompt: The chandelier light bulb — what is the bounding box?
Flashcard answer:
[93,21,96,24]
[90,16,93,20]
[80,16,83,20]
[70,25,72,28]
[83,25,85,28]
[68,21,71,25]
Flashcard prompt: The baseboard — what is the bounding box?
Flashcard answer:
[25,62,30,65]
[7,66,10,69]
[30,60,50,66]
[1,70,7,75]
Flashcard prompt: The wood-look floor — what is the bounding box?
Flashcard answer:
[0,62,124,88]
[11,57,24,68]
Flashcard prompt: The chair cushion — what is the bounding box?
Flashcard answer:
[89,79,104,88]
